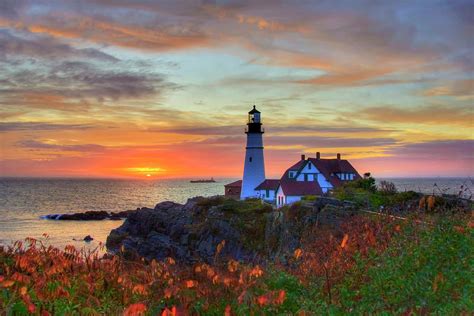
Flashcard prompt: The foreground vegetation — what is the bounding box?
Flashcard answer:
[1,210,472,315]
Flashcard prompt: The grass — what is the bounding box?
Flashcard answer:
[1,211,472,315]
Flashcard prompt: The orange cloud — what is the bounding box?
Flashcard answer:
[423,79,474,100]
[356,105,473,127]
[4,15,209,52]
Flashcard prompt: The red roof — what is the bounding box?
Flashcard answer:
[225,180,242,187]
[278,160,323,196]
[307,158,361,187]
[280,180,323,196]
[255,179,280,190]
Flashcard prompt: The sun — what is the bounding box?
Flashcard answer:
[124,167,165,178]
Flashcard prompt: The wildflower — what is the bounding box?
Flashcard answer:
[224,305,232,316]
[340,234,349,249]
[20,286,27,295]
[185,280,197,288]
[294,248,303,259]
[223,277,232,287]
[124,303,147,316]
[249,265,263,278]
[432,272,445,292]
[161,306,179,316]
[419,196,426,210]
[1,279,15,287]
[227,259,239,272]
[216,240,226,255]
[427,195,436,211]
[132,284,147,295]
[257,294,270,306]
[164,288,173,298]
[275,290,286,305]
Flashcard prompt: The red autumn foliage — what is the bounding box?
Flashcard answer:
[0,214,406,314]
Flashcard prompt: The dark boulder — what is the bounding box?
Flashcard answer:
[59,211,110,221]
[42,208,139,221]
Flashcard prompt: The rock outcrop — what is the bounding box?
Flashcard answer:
[41,209,138,221]
[106,196,359,264]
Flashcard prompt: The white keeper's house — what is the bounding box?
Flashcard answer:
[225,106,362,207]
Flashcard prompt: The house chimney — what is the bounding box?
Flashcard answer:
[337,153,341,160]
[301,154,306,160]
[316,152,321,160]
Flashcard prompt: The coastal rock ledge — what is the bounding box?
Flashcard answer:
[106,196,357,264]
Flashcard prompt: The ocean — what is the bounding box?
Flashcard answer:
[0,177,471,250]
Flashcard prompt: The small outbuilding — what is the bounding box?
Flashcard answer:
[224,180,242,199]
[255,179,280,202]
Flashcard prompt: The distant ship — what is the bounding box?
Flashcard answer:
[190,178,216,183]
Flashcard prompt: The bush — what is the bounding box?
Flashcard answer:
[301,195,318,201]
[379,180,397,194]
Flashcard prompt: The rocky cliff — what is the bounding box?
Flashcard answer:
[106,196,357,264]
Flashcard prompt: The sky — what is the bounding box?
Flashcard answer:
[0,0,473,179]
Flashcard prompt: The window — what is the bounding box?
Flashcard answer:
[308,163,312,169]
[289,171,295,178]
[266,189,269,198]
[249,157,252,162]
[304,174,308,181]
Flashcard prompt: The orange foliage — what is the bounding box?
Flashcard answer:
[340,234,349,249]
[294,248,303,259]
[0,215,405,314]
[427,195,436,211]
[124,302,147,316]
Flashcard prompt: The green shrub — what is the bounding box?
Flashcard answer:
[379,180,397,194]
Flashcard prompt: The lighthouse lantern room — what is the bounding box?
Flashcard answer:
[240,106,266,199]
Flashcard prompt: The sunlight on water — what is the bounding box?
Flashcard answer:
[0,178,235,250]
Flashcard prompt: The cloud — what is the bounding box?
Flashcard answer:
[352,139,474,177]
[423,79,473,100]
[0,60,177,112]
[18,139,105,152]
[156,124,393,136]
[1,0,469,90]
[355,104,473,126]
[2,12,209,52]
[386,140,474,159]
[0,122,94,132]
[0,29,118,61]
[0,1,472,178]
[0,0,26,19]
[265,135,397,149]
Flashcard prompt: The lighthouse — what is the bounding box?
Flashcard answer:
[240,106,266,199]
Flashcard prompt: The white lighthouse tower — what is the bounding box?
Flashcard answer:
[240,106,266,199]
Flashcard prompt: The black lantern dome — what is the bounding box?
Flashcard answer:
[246,105,263,133]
